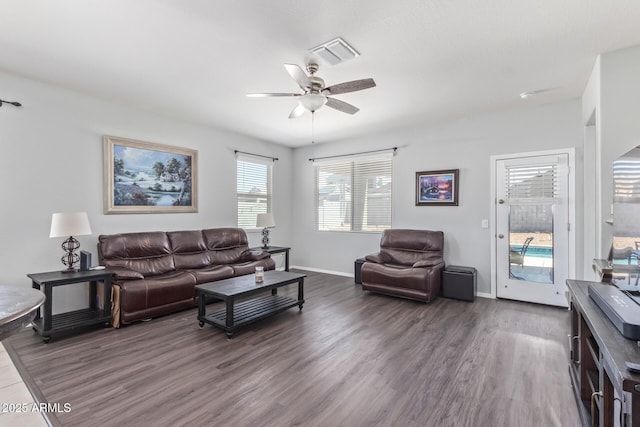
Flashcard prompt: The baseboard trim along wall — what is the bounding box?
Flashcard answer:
[290,265,353,278]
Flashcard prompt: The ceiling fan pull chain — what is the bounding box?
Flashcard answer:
[311,111,315,144]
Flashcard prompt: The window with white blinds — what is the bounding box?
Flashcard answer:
[315,156,392,232]
[505,163,558,204]
[237,157,272,229]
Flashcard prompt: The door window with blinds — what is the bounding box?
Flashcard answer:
[504,159,560,284]
[236,156,273,229]
[315,155,392,232]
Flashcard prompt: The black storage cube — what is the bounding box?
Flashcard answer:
[354,258,366,284]
[442,265,477,302]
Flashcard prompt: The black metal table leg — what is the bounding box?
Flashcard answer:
[298,278,304,309]
[225,297,234,338]
[197,291,206,327]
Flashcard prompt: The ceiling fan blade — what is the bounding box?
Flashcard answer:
[324,78,376,95]
[288,103,306,119]
[246,92,301,98]
[325,97,360,115]
[284,64,311,91]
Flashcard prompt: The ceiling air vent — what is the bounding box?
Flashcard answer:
[309,37,360,66]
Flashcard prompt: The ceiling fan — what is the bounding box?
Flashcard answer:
[246,62,376,118]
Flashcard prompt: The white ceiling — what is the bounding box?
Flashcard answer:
[2,1,640,147]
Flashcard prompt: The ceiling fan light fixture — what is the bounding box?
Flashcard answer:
[299,94,327,112]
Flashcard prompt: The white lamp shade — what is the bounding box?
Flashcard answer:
[299,94,327,112]
[49,212,92,238]
[256,213,275,228]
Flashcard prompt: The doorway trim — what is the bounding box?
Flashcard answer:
[489,148,576,300]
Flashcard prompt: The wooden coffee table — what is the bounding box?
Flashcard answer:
[196,270,306,338]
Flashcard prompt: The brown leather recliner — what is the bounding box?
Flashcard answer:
[361,229,445,302]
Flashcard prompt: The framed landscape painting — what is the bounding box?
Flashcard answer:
[415,169,459,206]
[103,136,198,214]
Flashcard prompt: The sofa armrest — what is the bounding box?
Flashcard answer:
[412,260,444,268]
[365,252,392,264]
[107,267,144,281]
[240,249,271,262]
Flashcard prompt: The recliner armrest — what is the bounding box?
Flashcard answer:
[365,252,392,264]
[412,260,444,268]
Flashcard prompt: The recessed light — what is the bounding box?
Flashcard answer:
[519,88,554,99]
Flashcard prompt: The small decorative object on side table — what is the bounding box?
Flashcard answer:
[27,269,113,342]
[251,246,290,271]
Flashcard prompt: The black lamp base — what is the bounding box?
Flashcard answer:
[60,236,80,273]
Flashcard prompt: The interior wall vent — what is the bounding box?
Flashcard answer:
[309,37,360,66]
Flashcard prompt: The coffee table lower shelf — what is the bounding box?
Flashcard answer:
[198,294,302,338]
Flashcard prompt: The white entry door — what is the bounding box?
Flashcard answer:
[494,152,572,307]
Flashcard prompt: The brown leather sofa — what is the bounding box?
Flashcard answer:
[98,228,275,327]
[361,229,445,302]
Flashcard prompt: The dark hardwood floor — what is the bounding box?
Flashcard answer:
[5,270,580,427]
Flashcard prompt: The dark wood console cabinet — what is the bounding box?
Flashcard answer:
[567,279,640,426]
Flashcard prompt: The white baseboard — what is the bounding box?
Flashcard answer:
[290,265,353,278]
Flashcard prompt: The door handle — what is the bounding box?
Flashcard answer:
[498,199,505,204]
[498,234,504,239]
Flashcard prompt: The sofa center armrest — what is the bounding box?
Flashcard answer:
[107,266,145,281]
[240,249,271,262]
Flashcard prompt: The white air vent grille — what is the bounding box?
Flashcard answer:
[309,37,360,66]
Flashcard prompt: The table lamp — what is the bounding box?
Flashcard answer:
[49,212,92,272]
[256,213,275,249]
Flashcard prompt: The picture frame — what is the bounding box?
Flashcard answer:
[103,135,198,214]
[415,169,459,206]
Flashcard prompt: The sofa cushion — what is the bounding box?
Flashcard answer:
[119,271,197,313]
[168,230,213,270]
[98,232,175,277]
[187,264,235,284]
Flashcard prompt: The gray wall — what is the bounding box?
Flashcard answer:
[291,100,583,295]
[0,71,294,313]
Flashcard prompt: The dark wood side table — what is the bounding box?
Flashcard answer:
[27,269,113,342]
[252,246,290,271]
